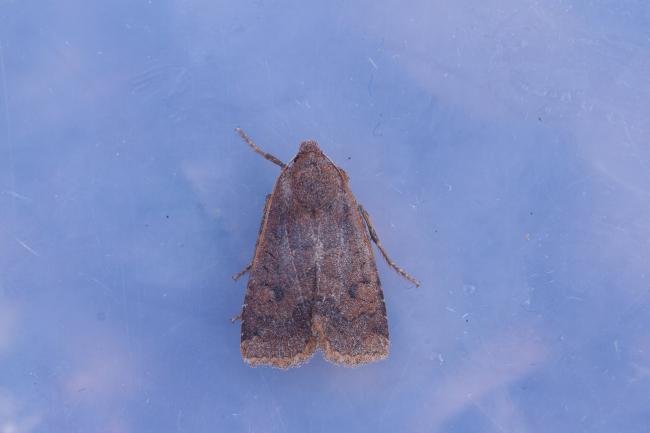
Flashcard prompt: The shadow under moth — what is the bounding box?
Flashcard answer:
[233,128,419,368]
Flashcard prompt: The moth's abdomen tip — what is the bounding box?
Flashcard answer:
[298,140,321,154]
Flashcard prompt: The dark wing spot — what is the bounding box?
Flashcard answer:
[271,286,284,301]
[347,283,358,299]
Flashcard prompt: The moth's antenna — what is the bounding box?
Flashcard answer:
[235,128,286,168]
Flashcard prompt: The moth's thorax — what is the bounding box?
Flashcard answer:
[288,141,344,212]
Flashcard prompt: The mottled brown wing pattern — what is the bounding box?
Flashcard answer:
[240,141,389,368]
[312,192,389,365]
[240,172,317,368]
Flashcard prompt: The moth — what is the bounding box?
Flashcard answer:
[233,128,419,368]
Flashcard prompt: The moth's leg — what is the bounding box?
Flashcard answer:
[235,128,286,168]
[232,194,271,281]
[232,194,273,322]
[232,263,252,281]
[359,204,421,287]
[231,194,273,281]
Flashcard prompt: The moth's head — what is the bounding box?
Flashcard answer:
[297,140,322,155]
[292,140,325,168]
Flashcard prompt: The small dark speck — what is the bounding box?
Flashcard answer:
[538,117,542,122]
[372,122,383,137]
[529,211,534,216]
[347,156,351,160]
[165,215,170,219]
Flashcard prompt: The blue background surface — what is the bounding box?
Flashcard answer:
[2,1,650,432]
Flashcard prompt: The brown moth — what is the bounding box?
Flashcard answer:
[233,128,419,368]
